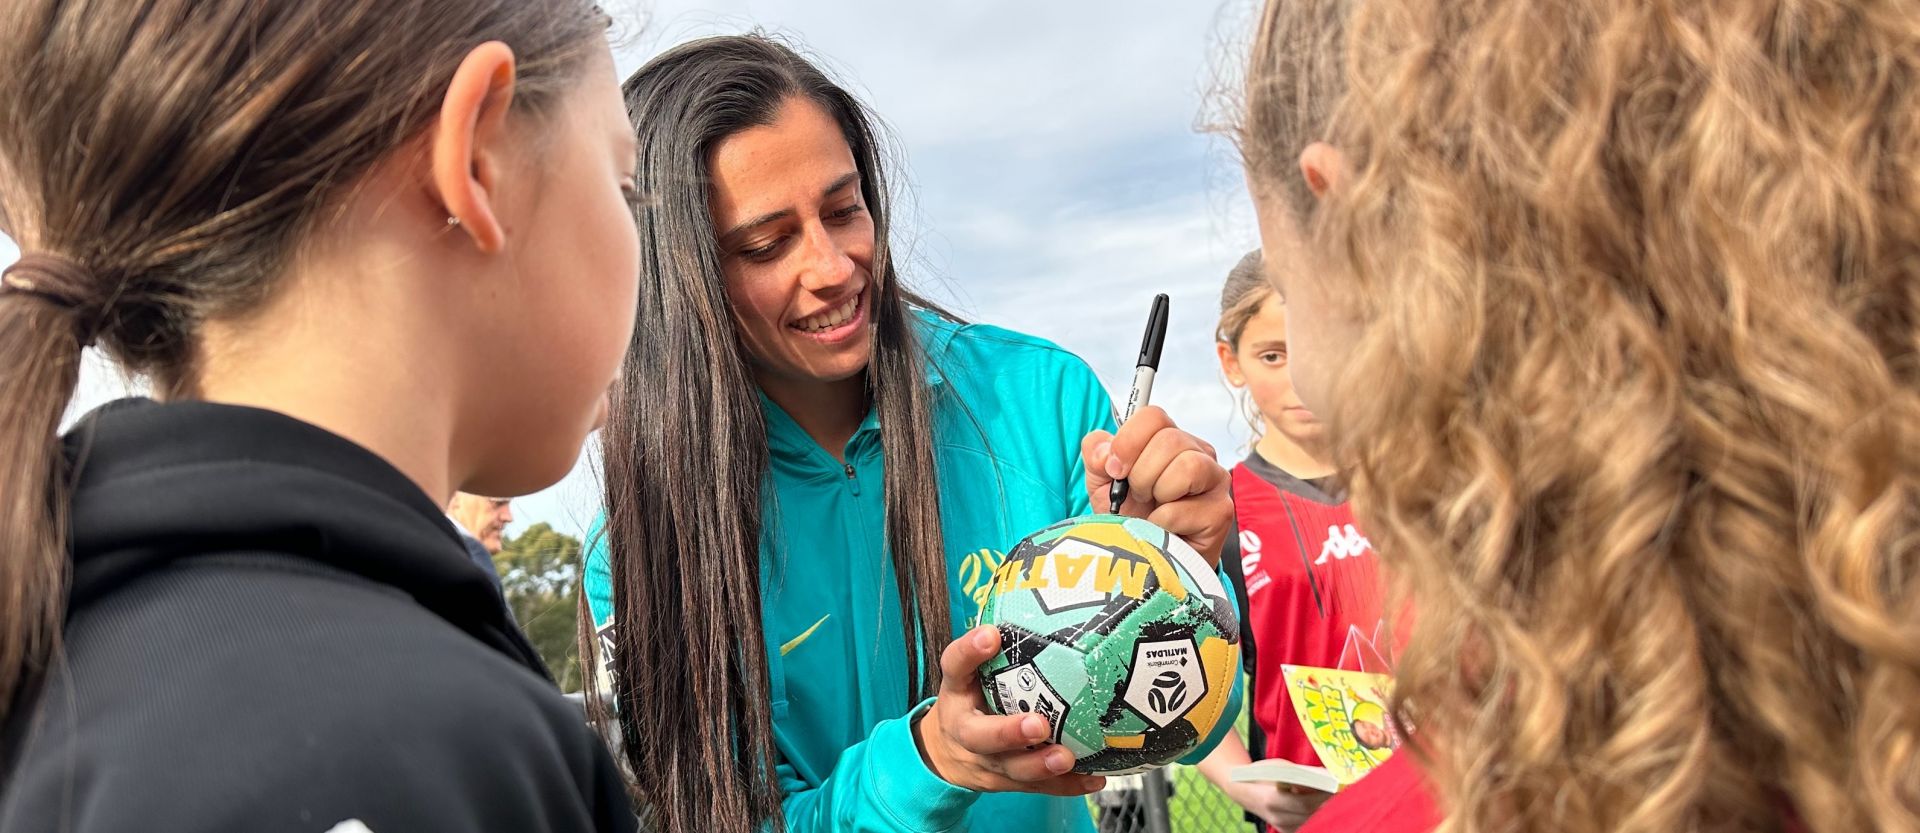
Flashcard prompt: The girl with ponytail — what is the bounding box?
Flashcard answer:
[0,1,641,829]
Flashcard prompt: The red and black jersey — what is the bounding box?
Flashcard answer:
[1229,452,1392,768]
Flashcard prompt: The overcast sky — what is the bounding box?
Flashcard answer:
[6,1,1265,540]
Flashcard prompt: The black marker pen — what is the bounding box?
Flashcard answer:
[1110,293,1169,512]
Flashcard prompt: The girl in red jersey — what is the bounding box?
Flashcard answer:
[1196,251,1392,833]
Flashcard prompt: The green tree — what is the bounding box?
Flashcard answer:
[494,522,585,692]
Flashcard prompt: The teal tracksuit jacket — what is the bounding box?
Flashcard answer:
[584,312,1239,832]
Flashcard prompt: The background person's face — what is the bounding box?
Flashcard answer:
[479,498,513,553]
[706,97,877,390]
[1219,294,1326,447]
[448,492,507,551]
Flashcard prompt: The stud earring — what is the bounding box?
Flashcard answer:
[446,216,461,228]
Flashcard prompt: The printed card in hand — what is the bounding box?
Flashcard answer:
[1231,664,1399,792]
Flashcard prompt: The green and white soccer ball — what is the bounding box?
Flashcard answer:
[977,514,1241,775]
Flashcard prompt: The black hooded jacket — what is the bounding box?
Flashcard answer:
[0,399,636,833]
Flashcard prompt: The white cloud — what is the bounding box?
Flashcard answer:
[8,3,1269,542]
[530,2,1269,538]
[929,190,1261,458]
[618,1,1245,151]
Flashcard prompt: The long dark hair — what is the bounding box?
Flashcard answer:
[0,0,605,729]
[588,34,952,833]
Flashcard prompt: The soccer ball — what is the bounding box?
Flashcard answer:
[976,514,1240,775]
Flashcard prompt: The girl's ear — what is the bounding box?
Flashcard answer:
[1217,340,1246,387]
[430,41,519,253]
[1299,141,1347,201]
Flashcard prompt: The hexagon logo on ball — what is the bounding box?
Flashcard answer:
[1122,638,1206,728]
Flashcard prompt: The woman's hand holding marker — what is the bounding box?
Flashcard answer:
[1083,406,1234,567]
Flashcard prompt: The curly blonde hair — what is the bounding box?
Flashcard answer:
[1245,1,1920,832]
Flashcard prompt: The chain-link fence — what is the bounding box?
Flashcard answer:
[1083,689,1262,833]
[1086,763,1259,833]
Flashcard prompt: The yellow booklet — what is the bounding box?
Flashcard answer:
[1271,665,1397,789]
[1231,665,1399,792]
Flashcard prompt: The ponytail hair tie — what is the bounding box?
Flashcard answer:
[2,253,108,346]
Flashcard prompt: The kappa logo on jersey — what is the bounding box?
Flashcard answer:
[1315,524,1373,564]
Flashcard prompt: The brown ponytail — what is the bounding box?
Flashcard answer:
[0,0,609,727]
[0,256,97,720]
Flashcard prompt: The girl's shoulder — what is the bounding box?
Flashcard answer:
[7,554,627,833]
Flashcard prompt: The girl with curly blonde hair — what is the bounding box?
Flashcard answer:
[1241,0,1920,831]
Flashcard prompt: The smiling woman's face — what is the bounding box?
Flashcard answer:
[707,95,876,387]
